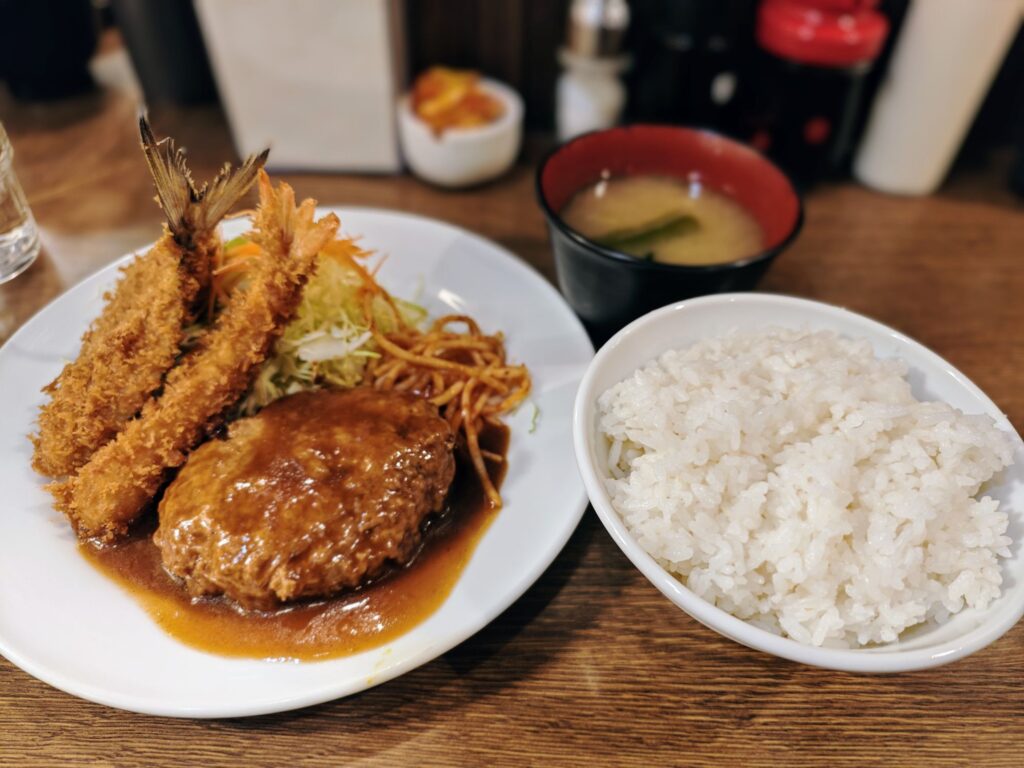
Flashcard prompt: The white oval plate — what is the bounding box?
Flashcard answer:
[0,208,593,716]
[574,294,1024,672]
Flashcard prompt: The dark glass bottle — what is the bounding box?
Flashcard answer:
[626,0,757,132]
[0,0,98,101]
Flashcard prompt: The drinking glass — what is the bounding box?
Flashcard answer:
[0,122,41,283]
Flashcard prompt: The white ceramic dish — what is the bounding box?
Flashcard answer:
[573,293,1024,673]
[0,208,593,717]
[397,78,523,188]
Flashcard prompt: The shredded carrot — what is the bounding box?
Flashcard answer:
[225,242,262,258]
[213,256,257,277]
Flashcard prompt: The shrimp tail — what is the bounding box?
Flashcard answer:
[53,171,339,541]
[139,114,269,249]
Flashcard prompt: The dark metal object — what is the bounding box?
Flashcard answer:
[0,0,98,101]
[111,0,217,105]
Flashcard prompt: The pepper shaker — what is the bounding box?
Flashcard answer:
[556,0,631,142]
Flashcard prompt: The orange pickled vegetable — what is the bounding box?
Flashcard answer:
[410,67,504,136]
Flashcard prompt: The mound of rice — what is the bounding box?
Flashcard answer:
[598,328,1015,647]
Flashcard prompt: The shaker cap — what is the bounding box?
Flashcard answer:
[758,0,889,67]
[566,0,631,58]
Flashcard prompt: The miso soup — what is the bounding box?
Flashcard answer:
[560,175,764,266]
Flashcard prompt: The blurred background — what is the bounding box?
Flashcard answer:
[0,0,1021,192]
[0,0,1022,343]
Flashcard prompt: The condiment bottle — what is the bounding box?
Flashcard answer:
[854,0,1024,196]
[736,0,889,185]
[556,0,631,142]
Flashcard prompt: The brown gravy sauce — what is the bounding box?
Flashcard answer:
[80,425,508,662]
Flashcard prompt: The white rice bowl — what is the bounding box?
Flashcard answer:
[597,327,1015,648]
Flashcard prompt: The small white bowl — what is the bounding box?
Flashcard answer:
[397,78,523,188]
[573,293,1024,672]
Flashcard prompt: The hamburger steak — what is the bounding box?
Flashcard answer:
[155,388,456,609]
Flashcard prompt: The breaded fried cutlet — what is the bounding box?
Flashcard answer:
[52,172,339,541]
[31,117,266,478]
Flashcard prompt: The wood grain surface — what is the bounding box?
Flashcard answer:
[1,88,1022,768]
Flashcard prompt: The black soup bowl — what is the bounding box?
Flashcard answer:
[535,125,803,340]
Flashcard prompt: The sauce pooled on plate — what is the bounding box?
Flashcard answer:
[80,395,509,662]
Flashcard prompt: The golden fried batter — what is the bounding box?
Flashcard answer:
[52,172,339,540]
[31,117,265,478]
[31,244,192,477]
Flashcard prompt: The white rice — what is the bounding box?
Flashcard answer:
[597,328,1014,647]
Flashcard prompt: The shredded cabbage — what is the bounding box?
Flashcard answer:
[238,252,425,414]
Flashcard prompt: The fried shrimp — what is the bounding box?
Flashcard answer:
[31,117,267,478]
[52,172,339,541]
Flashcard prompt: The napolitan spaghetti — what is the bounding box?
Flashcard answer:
[367,315,530,508]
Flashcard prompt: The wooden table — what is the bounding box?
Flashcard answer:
[2,89,1023,768]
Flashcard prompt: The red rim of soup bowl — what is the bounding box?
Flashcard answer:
[536,124,804,273]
